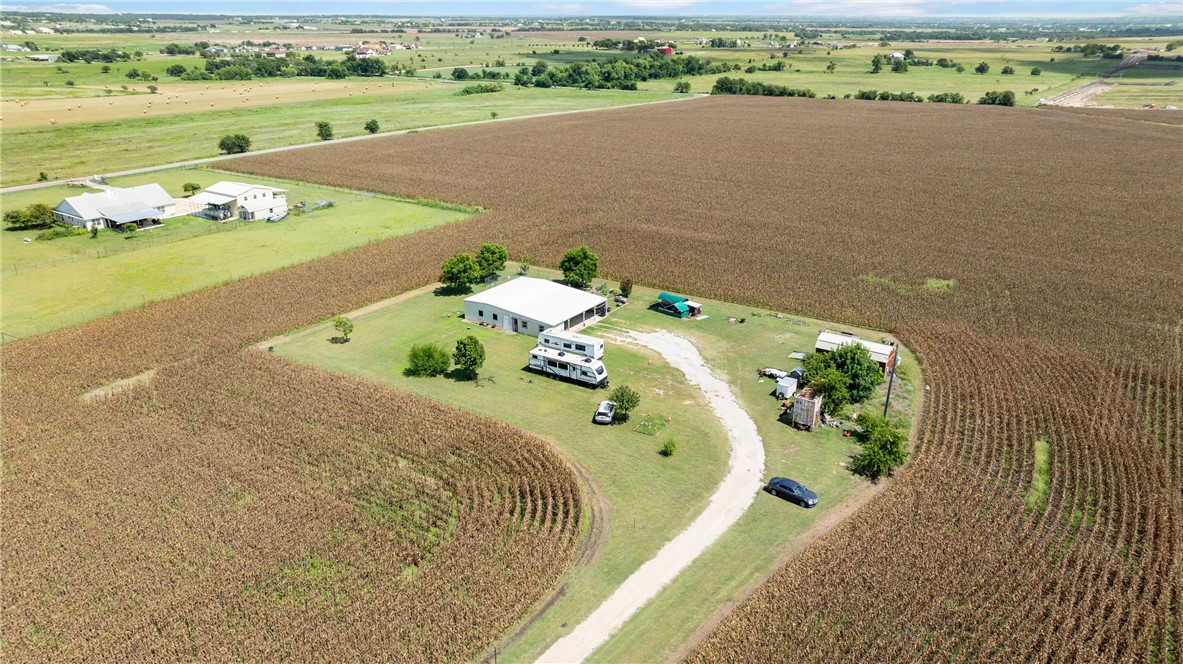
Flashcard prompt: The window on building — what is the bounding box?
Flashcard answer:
[492,313,498,321]
[478,309,483,317]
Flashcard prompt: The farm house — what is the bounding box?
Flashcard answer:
[52,184,175,230]
[815,331,897,372]
[655,292,703,318]
[463,277,608,335]
[189,181,288,221]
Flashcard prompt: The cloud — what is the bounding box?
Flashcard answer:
[2,3,114,11]
[1117,1,1180,14]
[614,0,703,9]
[534,2,589,11]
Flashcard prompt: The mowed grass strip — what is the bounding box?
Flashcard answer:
[0,168,472,339]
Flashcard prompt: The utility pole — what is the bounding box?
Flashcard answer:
[882,353,898,418]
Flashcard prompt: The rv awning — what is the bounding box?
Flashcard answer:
[657,292,687,305]
[672,302,689,314]
[107,209,159,224]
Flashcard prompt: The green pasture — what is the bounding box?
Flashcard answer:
[274,264,919,662]
[639,41,1132,106]
[1,85,679,185]
[0,167,473,339]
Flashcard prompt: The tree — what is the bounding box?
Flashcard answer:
[1031,66,1042,76]
[850,412,909,480]
[453,335,486,378]
[100,64,110,73]
[407,343,451,376]
[978,90,1016,106]
[619,277,633,299]
[870,54,884,73]
[559,245,598,287]
[364,119,380,134]
[147,84,158,93]
[673,80,691,93]
[827,343,884,402]
[218,133,251,154]
[182,182,201,196]
[903,48,915,59]
[165,64,186,76]
[608,385,641,423]
[332,315,354,341]
[955,64,966,73]
[826,60,837,73]
[3,210,26,229]
[891,59,908,73]
[439,253,481,289]
[37,172,48,181]
[316,121,333,141]
[475,243,507,279]
[974,61,990,74]
[809,365,851,416]
[452,67,470,80]
[10,204,55,230]
[1001,65,1015,75]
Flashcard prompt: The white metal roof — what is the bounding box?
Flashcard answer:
[540,326,600,345]
[204,181,287,198]
[189,191,235,206]
[240,197,286,212]
[55,184,172,221]
[815,331,895,364]
[466,277,606,327]
[529,345,605,369]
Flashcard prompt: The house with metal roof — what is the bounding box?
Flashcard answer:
[189,181,288,221]
[814,331,897,372]
[463,277,608,335]
[655,292,703,318]
[52,184,175,230]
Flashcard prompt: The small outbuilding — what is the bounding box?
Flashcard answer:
[464,277,608,335]
[655,292,703,318]
[815,331,897,373]
[775,376,798,400]
[789,387,822,431]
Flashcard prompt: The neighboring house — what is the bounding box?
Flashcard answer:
[889,52,906,59]
[27,54,58,61]
[52,184,175,230]
[1,43,30,51]
[189,181,288,221]
[463,277,608,335]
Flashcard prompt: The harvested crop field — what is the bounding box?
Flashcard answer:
[2,95,1180,660]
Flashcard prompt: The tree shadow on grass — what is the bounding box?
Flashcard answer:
[328,336,351,344]
[434,284,473,297]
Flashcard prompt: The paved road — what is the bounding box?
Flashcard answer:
[0,94,705,194]
[537,329,765,664]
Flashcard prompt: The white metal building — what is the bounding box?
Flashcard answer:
[464,277,608,335]
[189,181,288,221]
[815,331,898,371]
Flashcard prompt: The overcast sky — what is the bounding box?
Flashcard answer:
[3,0,1180,17]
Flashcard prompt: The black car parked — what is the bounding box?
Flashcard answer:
[765,477,818,508]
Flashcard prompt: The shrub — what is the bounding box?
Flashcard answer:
[619,277,634,298]
[183,182,201,196]
[851,412,909,480]
[316,121,333,141]
[978,90,1016,106]
[364,119,380,134]
[608,385,640,422]
[659,438,677,457]
[460,82,504,95]
[673,80,691,93]
[407,343,451,376]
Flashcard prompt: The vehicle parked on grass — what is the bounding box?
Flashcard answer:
[765,477,818,507]
[528,345,609,388]
[593,400,616,424]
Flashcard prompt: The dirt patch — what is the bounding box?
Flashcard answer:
[79,368,156,401]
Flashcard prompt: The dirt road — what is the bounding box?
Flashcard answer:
[536,329,765,664]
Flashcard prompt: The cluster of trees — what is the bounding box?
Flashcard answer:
[745,59,786,74]
[58,48,133,63]
[451,67,508,81]
[1077,43,1124,58]
[707,37,739,48]
[978,90,1016,106]
[711,77,816,98]
[124,67,158,82]
[440,244,509,289]
[173,53,391,81]
[801,344,884,417]
[3,203,55,230]
[850,412,909,480]
[589,38,674,51]
[855,90,925,102]
[514,54,736,90]
[460,82,504,95]
[159,43,200,55]
[407,336,486,379]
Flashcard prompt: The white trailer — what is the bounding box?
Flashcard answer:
[538,326,605,360]
[528,346,609,388]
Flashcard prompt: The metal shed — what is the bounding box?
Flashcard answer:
[656,292,703,318]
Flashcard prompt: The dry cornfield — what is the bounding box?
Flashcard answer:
[3,95,1180,660]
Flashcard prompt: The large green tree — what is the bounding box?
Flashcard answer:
[453,335,486,379]
[808,365,851,417]
[475,243,508,279]
[851,412,909,480]
[218,133,251,154]
[559,245,599,287]
[439,253,481,289]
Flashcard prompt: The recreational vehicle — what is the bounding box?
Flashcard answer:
[528,346,609,388]
[537,326,605,360]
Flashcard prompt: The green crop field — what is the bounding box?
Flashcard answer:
[274,264,919,662]
[0,167,473,338]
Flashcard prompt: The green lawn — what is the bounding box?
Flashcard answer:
[273,264,920,662]
[1,85,680,185]
[0,167,473,339]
